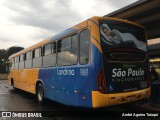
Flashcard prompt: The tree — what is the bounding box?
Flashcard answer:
[0,49,7,73]
[7,46,24,57]
[0,46,24,73]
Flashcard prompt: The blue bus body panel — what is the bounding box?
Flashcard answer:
[39,65,92,107]
[38,41,102,108]
[90,43,103,90]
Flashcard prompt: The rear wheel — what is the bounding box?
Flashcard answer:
[36,84,44,104]
[11,80,16,91]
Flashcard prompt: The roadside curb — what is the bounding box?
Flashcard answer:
[138,103,160,111]
[0,73,7,80]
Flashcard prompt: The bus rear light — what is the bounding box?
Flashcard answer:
[147,65,151,87]
[111,97,116,99]
[97,70,107,93]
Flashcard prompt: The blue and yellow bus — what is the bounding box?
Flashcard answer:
[8,16,150,108]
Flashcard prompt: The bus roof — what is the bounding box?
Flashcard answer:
[98,17,145,29]
[9,16,145,59]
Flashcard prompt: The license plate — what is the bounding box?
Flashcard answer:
[127,96,135,101]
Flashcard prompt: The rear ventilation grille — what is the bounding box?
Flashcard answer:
[103,48,147,61]
[111,53,144,61]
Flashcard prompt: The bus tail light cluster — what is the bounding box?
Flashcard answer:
[97,70,107,93]
[147,62,151,87]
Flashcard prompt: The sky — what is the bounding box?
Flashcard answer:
[0,0,138,49]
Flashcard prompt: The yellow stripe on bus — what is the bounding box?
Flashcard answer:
[91,38,102,53]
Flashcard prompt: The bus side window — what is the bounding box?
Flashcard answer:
[25,51,32,68]
[79,29,90,64]
[15,56,19,69]
[53,42,56,53]
[20,54,24,62]
[57,37,71,66]
[32,50,35,59]
[71,34,78,57]
[19,54,24,69]
[33,48,42,68]
[43,43,56,67]
[57,40,62,52]
[52,42,57,66]
[11,58,15,69]
[58,35,78,66]
[24,53,26,61]
[26,51,31,60]
[35,48,40,58]
[44,44,52,56]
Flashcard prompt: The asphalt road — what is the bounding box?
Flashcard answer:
[0,80,159,120]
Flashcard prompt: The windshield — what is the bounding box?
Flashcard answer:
[100,20,147,52]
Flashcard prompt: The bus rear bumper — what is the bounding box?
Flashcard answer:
[92,87,150,108]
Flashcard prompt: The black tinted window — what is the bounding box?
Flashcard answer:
[20,55,24,62]
[53,42,56,53]
[100,20,147,51]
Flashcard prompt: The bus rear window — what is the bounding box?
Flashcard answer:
[99,20,147,52]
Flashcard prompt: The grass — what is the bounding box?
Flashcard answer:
[0,73,7,80]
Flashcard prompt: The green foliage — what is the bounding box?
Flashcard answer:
[6,46,24,57]
[0,46,24,73]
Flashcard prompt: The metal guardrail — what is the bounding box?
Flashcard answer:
[0,74,7,80]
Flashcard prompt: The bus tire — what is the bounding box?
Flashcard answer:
[11,79,16,91]
[36,83,44,104]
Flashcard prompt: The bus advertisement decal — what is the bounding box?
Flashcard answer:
[104,62,148,93]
